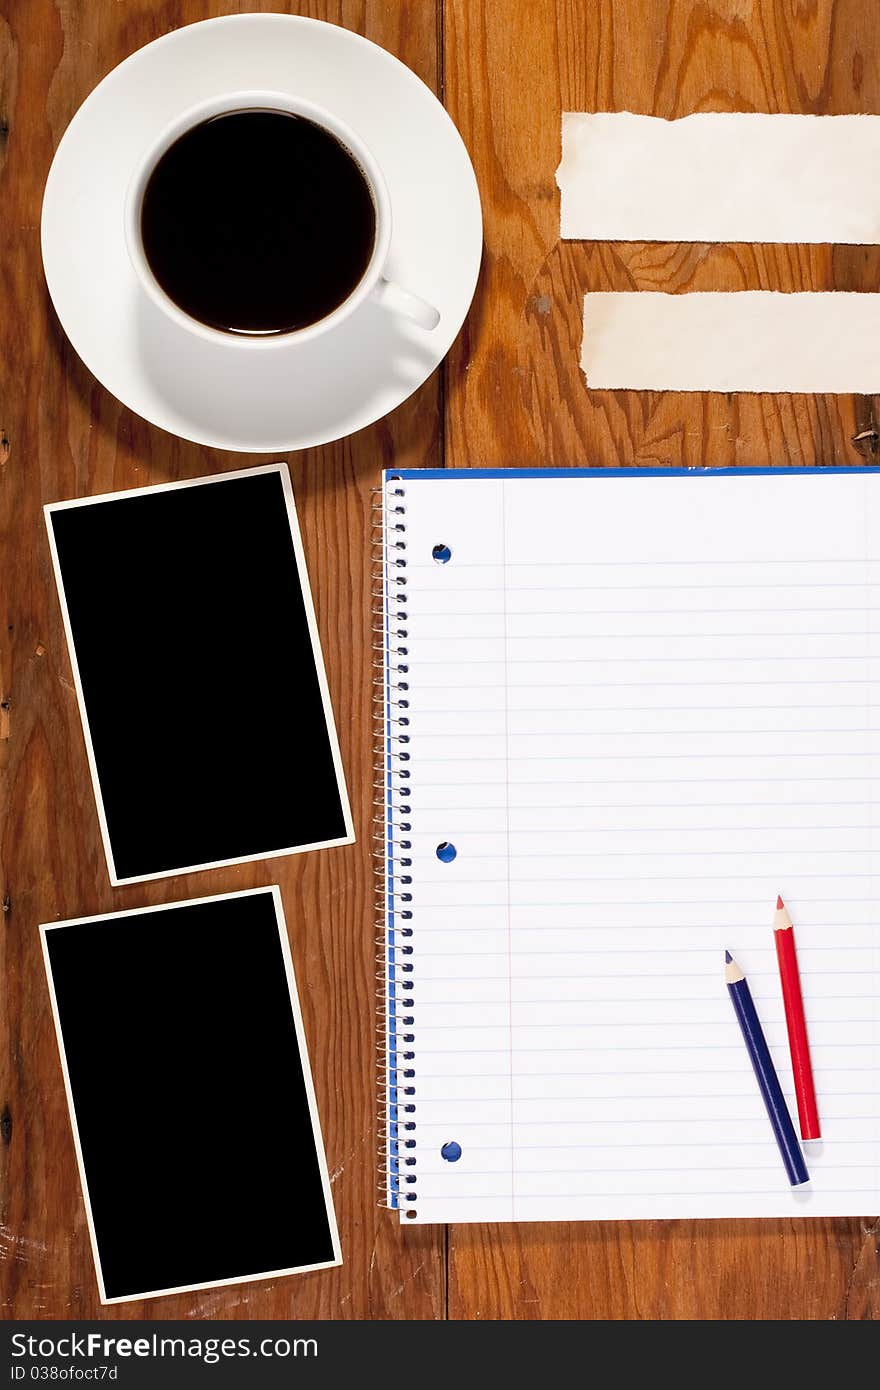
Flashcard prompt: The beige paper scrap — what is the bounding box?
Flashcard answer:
[559,112,880,244]
[581,292,880,393]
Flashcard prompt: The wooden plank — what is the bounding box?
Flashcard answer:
[444,0,880,474]
[0,0,444,1320]
[443,0,880,1319]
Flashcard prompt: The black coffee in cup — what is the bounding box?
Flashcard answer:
[140,109,377,336]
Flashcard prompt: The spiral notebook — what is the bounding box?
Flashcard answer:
[378,467,880,1224]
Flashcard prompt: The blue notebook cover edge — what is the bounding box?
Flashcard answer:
[385,465,880,480]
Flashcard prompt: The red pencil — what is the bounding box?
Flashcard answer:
[773,896,821,1140]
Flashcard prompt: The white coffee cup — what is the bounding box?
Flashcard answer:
[124,89,440,346]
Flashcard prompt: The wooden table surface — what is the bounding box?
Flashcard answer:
[2,0,879,1321]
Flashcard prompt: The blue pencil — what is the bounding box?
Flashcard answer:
[725,951,809,1187]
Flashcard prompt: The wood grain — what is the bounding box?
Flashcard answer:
[0,0,444,1321]
[443,0,880,1319]
[2,0,879,1324]
[444,0,880,475]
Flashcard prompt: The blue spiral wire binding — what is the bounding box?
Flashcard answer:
[373,476,417,1217]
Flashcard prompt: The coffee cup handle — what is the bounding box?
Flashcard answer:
[373,277,440,330]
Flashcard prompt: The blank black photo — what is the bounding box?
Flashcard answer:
[41,889,341,1302]
[45,465,353,883]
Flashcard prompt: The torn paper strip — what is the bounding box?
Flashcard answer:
[581,292,880,393]
[559,112,880,244]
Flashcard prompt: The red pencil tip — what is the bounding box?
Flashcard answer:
[776,895,784,910]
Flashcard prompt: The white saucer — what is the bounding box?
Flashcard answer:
[41,15,482,453]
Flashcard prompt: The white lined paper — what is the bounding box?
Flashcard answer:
[387,470,880,1224]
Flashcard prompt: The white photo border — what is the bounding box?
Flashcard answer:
[39,884,343,1304]
[44,462,355,886]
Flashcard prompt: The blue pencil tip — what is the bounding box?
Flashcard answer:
[724,950,733,963]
